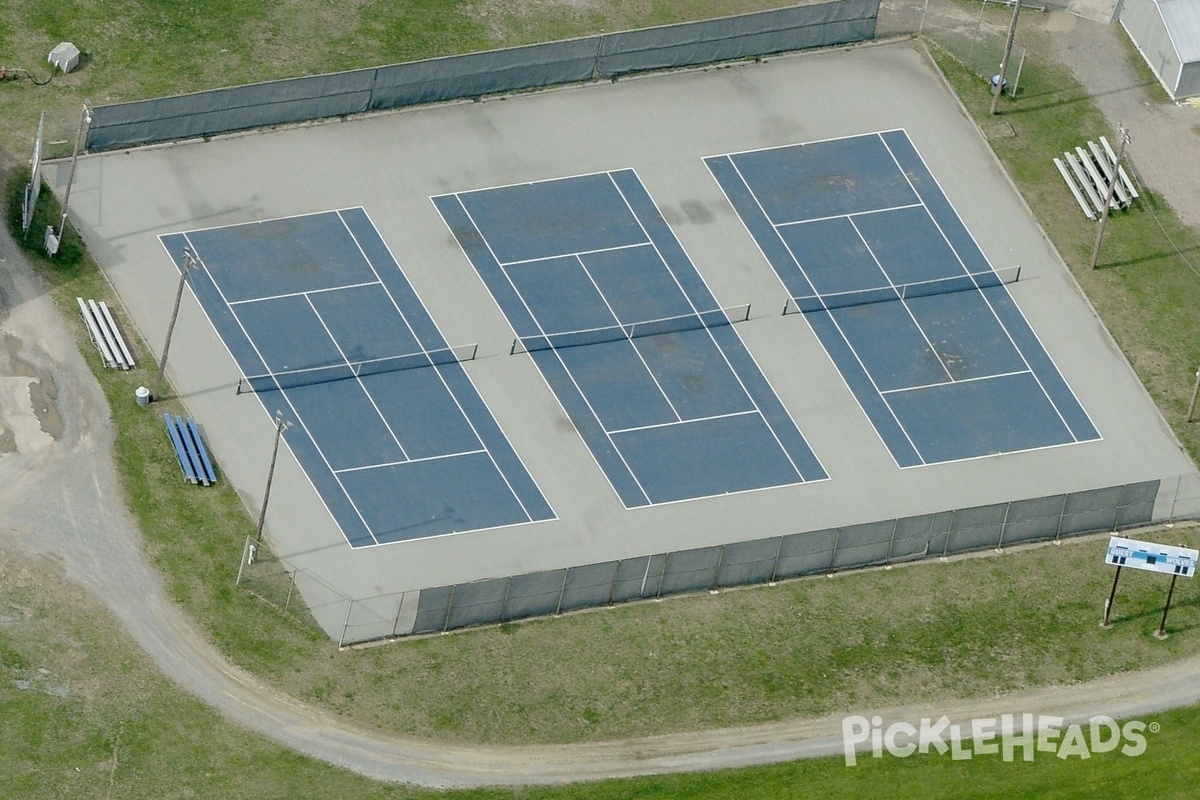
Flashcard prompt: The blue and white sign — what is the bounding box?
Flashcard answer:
[1106,536,1198,577]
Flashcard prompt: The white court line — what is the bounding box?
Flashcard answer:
[442,167,629,199]
[847,215,955,383]
[774,202,924,229]
[303,293,411,462]
[227,280,381,306]
[879,370,1033,395]
[699,130,914,226]
[612,169,813,485]
[897,438,1090,471]
[607,410,757,436]
[878,134,1078,441]
[449,195,655,508]
[154,232,351,546]
[721,155,925,467]
[701,127,908,163]
[879,130,1101,443]
[159,206,349,238]
[573,253,684,423]
[500,241,649,268]
[180,230,382,545]
[333,210,542,525]
[333,449,489,475]
[355,207,557,524]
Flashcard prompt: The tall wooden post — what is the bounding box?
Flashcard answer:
[990,0,1022,115]
[256,411,292,543]
[1156,574,1180,639]
[1102,564,1122,627]
[154,248,197,401]
[1091,125,1130,270]
[48,102,91,254]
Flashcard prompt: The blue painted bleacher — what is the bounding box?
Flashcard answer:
[164,413,217,485]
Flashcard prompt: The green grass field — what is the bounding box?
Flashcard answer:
[5,1,1200,797]
[6,544,1200,799]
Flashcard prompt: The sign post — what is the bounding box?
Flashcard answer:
[1158,574,1180,640]
[1102,564,1121,627]
[1103,536,1197,637]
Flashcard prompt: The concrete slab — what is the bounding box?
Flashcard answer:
[49,39,1198,640]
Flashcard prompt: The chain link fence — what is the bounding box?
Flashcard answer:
[84,0,881,152]
[238,478,1200,646]
[236,537,351,637]
[909,0,1042,96]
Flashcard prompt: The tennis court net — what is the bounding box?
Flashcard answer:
[235,342,479,394]
[510,303,751,355]
[782,266,1021,315]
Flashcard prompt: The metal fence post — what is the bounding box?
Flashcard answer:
[608,560,622,605]
[1114,483,1129,531]
[592,34,605,80]
[942,511,956,558]
[769,536,784,582]
[554,569,568,615]
[338,600,353,649]
[1055,493,1069,542]
[713,545,726,589]
[398,594,412,638]
[1170,474,1182,521]
[500,577,512,623]
[922,514,936,558]
[236,536,251,585]
[885,519,900,564]
[997,501,1013,551]
[828,528,843,574]
[442,585,457,632]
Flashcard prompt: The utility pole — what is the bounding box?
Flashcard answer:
[256,410,293,543]
[154,247,197,401]
[1090,124,1130,270]
[47,101,91,255]
[990,0,1022,115]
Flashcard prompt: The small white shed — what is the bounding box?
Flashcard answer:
[1121,0,1200,99]
[48,42,81,73]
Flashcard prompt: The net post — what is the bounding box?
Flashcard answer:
[782,298,792,316]
[510,338,519,356]
[1015,264,1021,283]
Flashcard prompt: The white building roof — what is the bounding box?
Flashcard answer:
[1157,0,1200,63]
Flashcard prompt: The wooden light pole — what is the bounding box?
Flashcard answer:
[1090,125,1130,270]
[154,247,197,401]
[990,0,1022,115]
[256,410,293,543]
[52,100,91,250]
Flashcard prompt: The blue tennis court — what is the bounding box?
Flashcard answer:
[159,208,553,546]
[706,130,1101,467]
[434,170,827,507]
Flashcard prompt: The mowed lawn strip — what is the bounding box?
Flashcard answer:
[0,0,798,162]
[4,544,1200,800]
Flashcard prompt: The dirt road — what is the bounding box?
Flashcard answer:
[2,13,1198,788]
